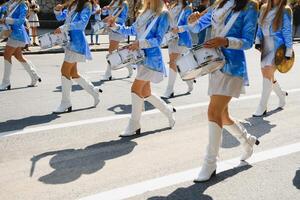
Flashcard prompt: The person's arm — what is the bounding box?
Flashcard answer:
[183,9,212,33]
[54,8,68,21]
[115,2,128,24]
[225,1,259,50]
[282,7,293,57]
[5,3,27,25]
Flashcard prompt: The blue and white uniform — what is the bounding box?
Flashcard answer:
[0,0,30,48]
[168,3,192,54]
[188,0,258,98]
[256,6,293,68]
[108,1,128,42]
[114,9,169,83]
[54,2,92,63]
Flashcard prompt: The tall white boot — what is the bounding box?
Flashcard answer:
[120,93,144,137]
[0,60,12,91]
[101,64,112,81]
[186,80,195,93]
[146,94,176,128]
[224,120,260,161]
[74,76,101,107]
[162,68,176,98]
[21,60,41,87]
[53,76,72,114]
[127,66,133,78]
[273,81,288,109]
[253,78,272,117]
[194,121,222,182]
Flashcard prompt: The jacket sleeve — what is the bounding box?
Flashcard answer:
[54,9,68,21]
[5,3,27,26]
[178,7,192,33]
[113,21,138,36]
[282,8,293,57]
[184,9,212,33]
[116,3,128,24]
[139,11,169,49]
[60,4,92,31]
[226,1,259,50]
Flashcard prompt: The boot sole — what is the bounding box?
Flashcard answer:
[119,128,141,137]
[193,170,216,183]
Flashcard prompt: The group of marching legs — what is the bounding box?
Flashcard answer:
[0,0,293,182]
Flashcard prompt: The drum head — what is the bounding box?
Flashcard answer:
[275,45,295,73]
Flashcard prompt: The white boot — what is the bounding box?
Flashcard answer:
[53,76,72,114]
[120,93,143,137]
[101,64,112,81]
[194,121,222,182]
[74,76,100,107]
[127,66,133,78]
[253,78,272,117]
[186,80,195,93]
[273,81,288,109]
[0,60,12,91]
[224,120,260,161]
[146,94,176,128]
[21,60,41,87]
[162,68,176,98]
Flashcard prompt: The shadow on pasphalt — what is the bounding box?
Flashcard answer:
[30,127,170,185]
[0,114,60,133]
[147,164,252,200]
[107,101,155,115]
[293,169,300,189]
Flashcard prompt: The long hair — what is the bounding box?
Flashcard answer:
[218,0,249,12]
[260,0,289,31]
[140,0,166,16]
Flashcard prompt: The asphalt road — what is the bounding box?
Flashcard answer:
[0,43,300,200]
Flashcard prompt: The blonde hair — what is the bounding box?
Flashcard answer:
[140,0,166,16]
[260,0,290,31]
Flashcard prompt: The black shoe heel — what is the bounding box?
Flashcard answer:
[194,170,216,183]
[67,106,72,113]
[99,89,103,93]
[38,78,42,82]
[193,80,197,83]
[7,85,11,90]
[285,92,288,96]
[252,110,267,117]
[136,128,141,135]
[255,140,260,145]
[173,107,177,112]
[108,76,112,81]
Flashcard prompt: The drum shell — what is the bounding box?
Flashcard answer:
[176,46,225,81]
[38,32,69,49]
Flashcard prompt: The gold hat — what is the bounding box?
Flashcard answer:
[275,45,295,73]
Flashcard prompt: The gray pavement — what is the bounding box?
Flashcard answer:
[0,44,300,200]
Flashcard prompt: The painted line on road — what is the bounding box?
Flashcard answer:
[80,142,300,200]
[2,88,300,138]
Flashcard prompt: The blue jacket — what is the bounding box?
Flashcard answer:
[187,0,259,85]
[0,1,30,44]
[112,2,128,26]
[176,6,193,48]
[256,6,293,57]
[115,11,170,74]
[54,3,92,60]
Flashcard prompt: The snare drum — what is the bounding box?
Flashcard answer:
[176,45,225,81]
[92,21,105,34]
[106,45,145,70]
[38,32,70,49]
[161,31,178,47]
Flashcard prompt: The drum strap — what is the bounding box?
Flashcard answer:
[8,1,21,18]
[218,11,241,37]
[140,15,159,40]
[176,9,185,26]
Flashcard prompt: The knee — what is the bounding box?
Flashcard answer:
[208,106,222,122]
[131,83,143,97]
[70,70,80,79]
[61,68,72,79]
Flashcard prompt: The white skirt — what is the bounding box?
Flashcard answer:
[64,48,86,63]
[109,30,126,42]
[168,39,189,54]
[261,36,275,68]
[208,70,244,98]
[28,13,40,27]
[7,38,26,48]
[136,65,164,84]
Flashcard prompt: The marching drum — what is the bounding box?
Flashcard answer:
[161,31,178,47]
[91,21,106,34]
[176,45,225,81]
[38,32,70,49]
[106,45,145,70]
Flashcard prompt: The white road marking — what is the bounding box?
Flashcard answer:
[2,88,300,138]
[80,142,300,200]
[85,70,105,74]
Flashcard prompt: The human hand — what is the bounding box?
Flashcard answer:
[203,37,228,48]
